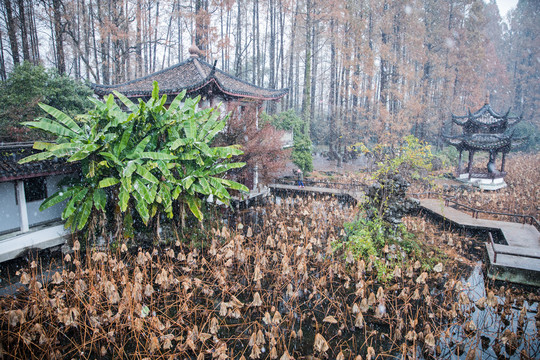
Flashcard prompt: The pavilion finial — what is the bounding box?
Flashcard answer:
[189,41,201,58]
[485,92,490,105]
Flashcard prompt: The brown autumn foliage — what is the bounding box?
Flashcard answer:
[1,194,538,359]
[215,105,291,187]
[6,0,538,154]
[414,152,539,221]
[450,153,540,220]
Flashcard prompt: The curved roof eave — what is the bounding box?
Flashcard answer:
[91,58,289,102]
[451,103,522,127]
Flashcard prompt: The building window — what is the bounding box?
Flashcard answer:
[24,177,47,203]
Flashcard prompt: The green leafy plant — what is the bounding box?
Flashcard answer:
[0,62,93,141]
[20,82,248,240]
[263,110,313,172]
[335,136,436,280]
[364,135,434,182]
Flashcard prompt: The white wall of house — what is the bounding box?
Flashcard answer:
[0,181,20,233]
[0,175,66,234]
[27,175,65,227]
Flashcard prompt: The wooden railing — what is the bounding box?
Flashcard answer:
[488,232,497,263]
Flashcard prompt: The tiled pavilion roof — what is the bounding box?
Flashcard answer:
[442,133,527,152]
[0,143,79,182]
[92,56,288,101]
[443,102,527,153]
[452,103,522,129]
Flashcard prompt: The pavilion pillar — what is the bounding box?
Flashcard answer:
[501,152,506,172]
[457,150,463,174]
[16,180,29,232]
[467,150,474,179]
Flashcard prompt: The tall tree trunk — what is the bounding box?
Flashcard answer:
[310,20,318,136]
[278,0,284,94]
[124,0,129,80]
[251,0,257,84]
[74,0,80,78]
[328,19,337,156]
[269,0,275,88]
[234,0,242,77]
[301,0,312,136]
[152,1,160,71]
[82,0,90,78]
[97,0,109,83]
[286,2,299,109]
[17,0,30,61]
[53,0,65,74]
[177,0,183,63]
[3,0,19,65]
[28,2,40,63]
[0,29,7,79]
[195,0,203,50]
[136,0,142,77]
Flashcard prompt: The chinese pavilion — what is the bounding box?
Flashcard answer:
[443,101,526,190]
[92,45,288,111]
[92,45,289,190]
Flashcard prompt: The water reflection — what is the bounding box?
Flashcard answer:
[441,262,539,359]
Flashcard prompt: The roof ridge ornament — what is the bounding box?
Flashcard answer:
[189,42,202,58]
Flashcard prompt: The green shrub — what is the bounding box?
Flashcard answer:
[20,82,248,244]
[263,110,313,172]
[0,62,93,141]
[513,121,539,152]
[334,136,437,280]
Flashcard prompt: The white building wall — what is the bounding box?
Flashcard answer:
[0,175,66,234]
[26,175,65,226]
[0,182,20,233]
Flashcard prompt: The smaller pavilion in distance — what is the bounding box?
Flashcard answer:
[443,100,526,190]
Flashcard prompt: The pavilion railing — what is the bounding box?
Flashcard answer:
[410,191,540,232]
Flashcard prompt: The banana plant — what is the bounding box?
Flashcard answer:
[20,81,248,237]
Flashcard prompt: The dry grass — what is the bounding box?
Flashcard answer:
[1,195,538,359]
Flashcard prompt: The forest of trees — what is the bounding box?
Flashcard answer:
[0,0,538,153]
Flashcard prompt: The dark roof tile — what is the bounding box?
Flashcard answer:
[92,58,288,101]
[0,143,79,182]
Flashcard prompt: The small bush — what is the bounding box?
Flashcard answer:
[263,110,313,172]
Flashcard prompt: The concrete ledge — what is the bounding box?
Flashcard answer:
[492,243,540,259]
[456,174,507,190]
[0,224,69,263]
[486,244,540,286]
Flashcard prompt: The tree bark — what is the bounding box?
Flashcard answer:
[0,28,7,79]
[234,0,242,77]
[328,19,337,157]
[27,2,40,63]
[53,0,65,74]
[17,0,30,61]
[286,1,299,109]
[301,0,312,136]
[3,0,19,65]
[96,0,109,83]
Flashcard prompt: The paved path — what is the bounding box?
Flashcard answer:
[418,198,540,286]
